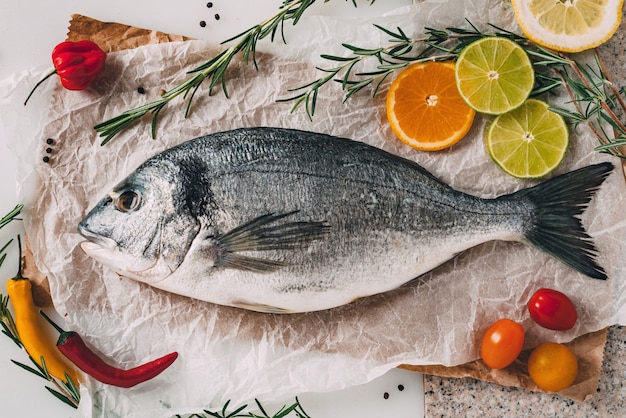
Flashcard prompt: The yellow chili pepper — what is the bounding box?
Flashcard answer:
[6,276,79,385]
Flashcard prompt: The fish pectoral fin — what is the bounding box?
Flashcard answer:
[220,253,286,273]
[219,211,330,251]
[214,211,330,272]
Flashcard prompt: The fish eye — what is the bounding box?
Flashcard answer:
[115,190,141,213]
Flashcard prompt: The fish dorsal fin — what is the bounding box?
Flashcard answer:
[214,211,330,273]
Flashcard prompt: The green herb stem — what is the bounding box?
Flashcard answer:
[95,0,373,145]
[0,204,23,230]
[183,396,310,418]
[0,204,80,408]
[544,48,626,158]
[282,21,626,159]
[278,22,488,118]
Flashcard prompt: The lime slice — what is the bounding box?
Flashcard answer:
[455,37,534,115]
[486,99,569,178]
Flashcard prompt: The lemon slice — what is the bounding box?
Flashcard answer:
[511,0,623,53]
[455,37,534,115]
[486,99,569,178]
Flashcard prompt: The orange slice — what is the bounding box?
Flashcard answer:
[386,61,476,151]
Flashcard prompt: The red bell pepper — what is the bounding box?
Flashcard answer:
[24,40,107,105]
[52,40,107,90]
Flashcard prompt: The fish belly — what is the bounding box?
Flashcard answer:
[152,129,524,312]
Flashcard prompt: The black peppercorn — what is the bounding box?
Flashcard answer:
[200,20,207,27]
[398,384,405,391]
[214,13,220,20]
[46,138,54,145]
[383,392,389,400]
[45,147,52,154]
[206,2,213,7]
[137,87,145,94]
[43,156,50,163]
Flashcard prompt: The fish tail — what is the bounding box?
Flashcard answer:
[506,162,614,280]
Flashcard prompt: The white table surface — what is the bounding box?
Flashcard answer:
[0,0,425,417]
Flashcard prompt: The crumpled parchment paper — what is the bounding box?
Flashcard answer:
[1,0,625,416]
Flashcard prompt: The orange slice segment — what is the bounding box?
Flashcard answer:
[386,61,476,151]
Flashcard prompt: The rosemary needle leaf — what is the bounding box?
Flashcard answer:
[548,106,586,122]
[11,359,47,379]
[596,138,626,150]
[0,204,23,229]
[342,43,380,55]
[255,398,269,417]
[1,326,21,348]
[388,43,413,56]
[46,386,78,409]
[373,24,403,39]
[273,403,299,418]
[320,54,356,62]
[151,107,163,140]
[599,110,625,131]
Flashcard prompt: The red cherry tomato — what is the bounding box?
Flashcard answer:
[481,318,525,369]
[527,288,577,330]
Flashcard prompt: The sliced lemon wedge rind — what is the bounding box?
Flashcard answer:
[511,0,623,53]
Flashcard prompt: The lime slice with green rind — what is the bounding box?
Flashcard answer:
[486,99,569,179]
[455,37,534,115]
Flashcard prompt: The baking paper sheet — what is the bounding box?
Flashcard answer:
[1,1,625,416]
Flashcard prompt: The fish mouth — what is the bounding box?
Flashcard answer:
[78,224,118,251]
[77,222,167,282]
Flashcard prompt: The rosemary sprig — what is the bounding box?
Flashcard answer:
[94,0,374,145]
[545,49,626,158]
[278,21,490,115]
[0,205,80,408]
[182,397,310,418]
[10,355,81,408]
[282,21,625,158]
[0,204,23,230]
[279,22,557,117]
[0,290,80,408]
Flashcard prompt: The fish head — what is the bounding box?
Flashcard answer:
[78,160,201,284]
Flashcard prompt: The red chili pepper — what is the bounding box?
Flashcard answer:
[41,311,178,388]
[24,40,107,105]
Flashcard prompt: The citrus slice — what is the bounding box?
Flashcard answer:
[386,61,476,151]
[486,99,569,178]
[511,0,623,53]
[455,37,534,115]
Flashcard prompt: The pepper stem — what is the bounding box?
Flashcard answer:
[39,309,66,334]
[11,234,24,280]
[24,69,57,106]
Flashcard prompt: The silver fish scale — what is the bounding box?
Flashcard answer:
[151,128,524,303]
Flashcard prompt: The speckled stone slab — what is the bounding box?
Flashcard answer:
[424,326,625,417]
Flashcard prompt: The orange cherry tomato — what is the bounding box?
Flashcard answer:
[480,318,525,369]
[528,342,578,391]
[527,288,577,330]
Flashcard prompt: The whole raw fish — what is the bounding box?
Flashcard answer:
[78,127,612,313]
